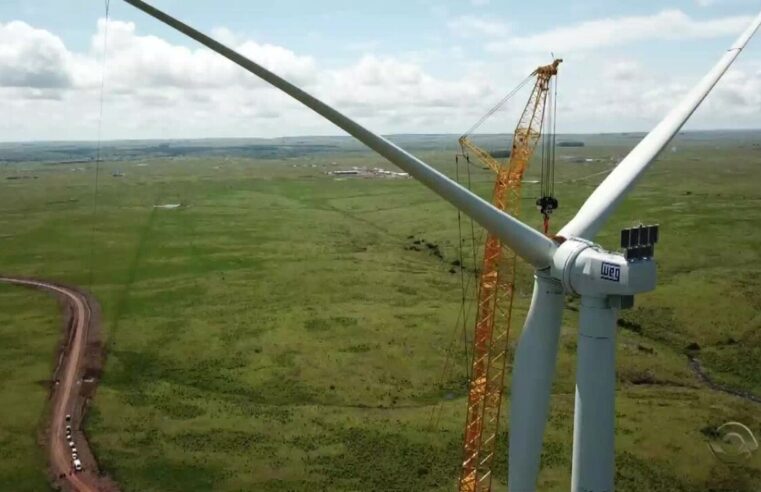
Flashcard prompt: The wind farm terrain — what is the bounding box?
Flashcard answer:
[1,131,760,491]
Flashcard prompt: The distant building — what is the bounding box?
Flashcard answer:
[328,167,409,178]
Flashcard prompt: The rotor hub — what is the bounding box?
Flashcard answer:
[550,236,657,300]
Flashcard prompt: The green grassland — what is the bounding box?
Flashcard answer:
[0,285,59,491]
[1,132,760,490]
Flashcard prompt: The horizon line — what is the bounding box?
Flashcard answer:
[2,128,761,146]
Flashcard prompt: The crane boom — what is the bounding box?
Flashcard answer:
[459,59,561,492]
[458,137,501,174]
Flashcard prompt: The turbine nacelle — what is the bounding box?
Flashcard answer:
[550,237,656,300]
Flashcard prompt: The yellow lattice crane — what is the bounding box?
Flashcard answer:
[458,58,561,492]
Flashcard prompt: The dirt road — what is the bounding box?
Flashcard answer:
[0,277,116,492]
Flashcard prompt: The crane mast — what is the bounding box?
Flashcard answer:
[458,59,561,492]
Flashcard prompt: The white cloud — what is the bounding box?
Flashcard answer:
[604,60,642,82]
[448,15,509,38]
[323,55,491,110]
[0,18,499,140]
[0,12,759,141]
[85,19,317,91]
[549,53,761,133]
[209,26,241,46]
[0,21,73,88]
[708,64,761,115]
[487,10,752,54]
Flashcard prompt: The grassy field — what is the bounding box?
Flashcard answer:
[0,285,59,491]
[0,132,760,490]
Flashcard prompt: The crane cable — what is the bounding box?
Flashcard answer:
[428,156,485,431]
[455,156,471,381]
[462,74,533,138]
[537,74,559,234]
[88,0,110,289]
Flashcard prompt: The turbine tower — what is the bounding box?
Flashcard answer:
[122,1,761,489]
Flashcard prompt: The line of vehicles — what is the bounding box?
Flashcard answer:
[64,414,83,473]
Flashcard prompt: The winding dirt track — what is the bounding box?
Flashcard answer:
[0,277,116,492]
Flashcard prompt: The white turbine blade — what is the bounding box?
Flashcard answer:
[560,11,761,240]
[508,274,564,492]
[123,0,556,268]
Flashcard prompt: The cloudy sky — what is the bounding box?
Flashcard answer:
[1,0,760,141]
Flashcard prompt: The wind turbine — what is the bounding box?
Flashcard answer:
[122,1,761,490]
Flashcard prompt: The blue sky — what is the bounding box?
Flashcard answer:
[1,0,760,140]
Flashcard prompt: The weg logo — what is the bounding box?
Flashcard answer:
[601,262,621,282]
